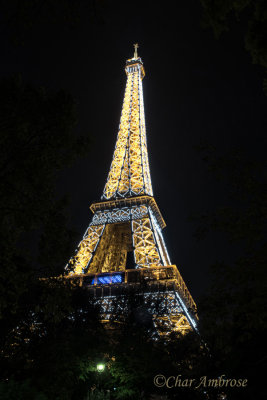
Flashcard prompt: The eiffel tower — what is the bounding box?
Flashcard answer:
[66,45,198,335]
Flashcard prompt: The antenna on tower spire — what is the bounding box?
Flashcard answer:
[133,43,139,59]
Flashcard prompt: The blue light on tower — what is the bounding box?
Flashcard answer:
[90,273,124,285]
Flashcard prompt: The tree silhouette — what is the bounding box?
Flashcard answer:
[195,146,267,400]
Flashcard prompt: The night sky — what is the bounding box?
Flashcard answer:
[1,1,266,300]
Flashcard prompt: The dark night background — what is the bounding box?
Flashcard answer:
[1,0,265,302]
[0,1,266,399]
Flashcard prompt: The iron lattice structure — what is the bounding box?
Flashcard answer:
[66,47,198,334]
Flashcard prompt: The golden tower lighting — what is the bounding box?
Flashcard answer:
[66,45,198,335]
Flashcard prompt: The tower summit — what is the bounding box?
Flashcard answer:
[66,46,197,334]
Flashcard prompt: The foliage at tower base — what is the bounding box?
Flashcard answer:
[0,280,108,399]
[0,279,215,400]
[0,296,209,399]
[1,277,210,400]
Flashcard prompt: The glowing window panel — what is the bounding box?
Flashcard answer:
[111,274,123,283]
[90,273,124,285]
[98,276,111,284]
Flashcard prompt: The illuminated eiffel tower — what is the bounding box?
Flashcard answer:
[66,45,197,335]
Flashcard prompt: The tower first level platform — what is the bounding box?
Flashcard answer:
[67,265,197,335]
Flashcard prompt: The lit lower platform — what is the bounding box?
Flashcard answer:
[67,265,198,332]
